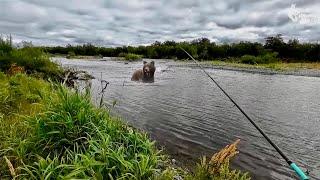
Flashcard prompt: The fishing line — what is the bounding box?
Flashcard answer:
[180,47,309,180]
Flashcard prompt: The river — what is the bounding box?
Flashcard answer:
[54,57,320,180]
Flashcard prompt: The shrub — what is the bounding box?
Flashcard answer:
[240,55,257,64]
[240,52,279,65]
[66,51,76,59]
[0,37,63,80]
[0,37,13,56]
[124,53,143,61]
[10,47,63,79]
[118,52,127,57]
[258,52,279,64]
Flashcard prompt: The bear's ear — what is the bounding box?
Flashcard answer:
[143,61,147,65]
[150,61,155,65]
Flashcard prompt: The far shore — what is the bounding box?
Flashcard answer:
[174,61,320,77]
[53,55,320,77]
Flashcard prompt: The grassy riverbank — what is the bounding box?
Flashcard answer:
[170,60,320,77]
[52,52,320,73]
[0,37,250,179]
[0,74,163,179]
[66,55,104,59]
[209,60,320,71]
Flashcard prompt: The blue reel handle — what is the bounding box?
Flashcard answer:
[290,163,309,180]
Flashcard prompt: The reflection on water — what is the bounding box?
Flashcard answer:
[55,58,320,180]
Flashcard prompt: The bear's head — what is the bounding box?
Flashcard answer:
[142,61,155,80]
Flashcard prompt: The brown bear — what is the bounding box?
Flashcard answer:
[131,61,156,82]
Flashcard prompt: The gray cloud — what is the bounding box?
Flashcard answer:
[0,0,320,46]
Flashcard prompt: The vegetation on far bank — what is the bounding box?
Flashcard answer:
[0,36,250,179]
[44,34,320,64]
[121,53,143,61]
[66,50,103,59]
[204,56,320,71]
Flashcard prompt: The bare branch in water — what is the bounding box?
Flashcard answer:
[99,72,109,108]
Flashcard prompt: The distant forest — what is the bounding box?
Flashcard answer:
[44,34,320,62]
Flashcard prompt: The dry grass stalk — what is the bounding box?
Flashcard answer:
[7,63,25,75]
[4,156,16,177]
[208,139,240,174]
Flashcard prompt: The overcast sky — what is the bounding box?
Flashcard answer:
[1,0,320,46]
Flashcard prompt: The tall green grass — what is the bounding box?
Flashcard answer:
[0,73,163,179]
[0,73,57,178]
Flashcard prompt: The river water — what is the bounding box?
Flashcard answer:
[54,57,320,180]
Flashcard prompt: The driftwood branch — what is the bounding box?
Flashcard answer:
[63,71,71,85]
[99,72,109,108]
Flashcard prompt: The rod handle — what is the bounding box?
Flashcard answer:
[290,163,309,180]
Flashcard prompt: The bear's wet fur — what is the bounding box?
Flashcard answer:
[131,61,156,82]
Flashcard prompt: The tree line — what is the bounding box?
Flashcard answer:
[44,34,320,62]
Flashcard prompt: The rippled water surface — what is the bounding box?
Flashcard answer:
[55,58,320,179]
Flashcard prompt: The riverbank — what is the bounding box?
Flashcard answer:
[171,60,320,77]
[52,54,144,62]
[0,73,161,179]
[52,54,320,77]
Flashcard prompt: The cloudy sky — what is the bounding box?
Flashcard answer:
[1,0,320,46]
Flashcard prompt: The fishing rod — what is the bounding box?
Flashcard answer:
[180,48,309,180]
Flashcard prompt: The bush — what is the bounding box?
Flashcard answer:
[66,51,76,59]
[0,37,13,56]
[0,37,63,80]
[118,52,127,57]
[259,52,279,64]
[240,55,257,64]
[240,52,279,64]
[124,53,143,61]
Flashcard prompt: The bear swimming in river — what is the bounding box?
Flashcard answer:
[131,61,155,82]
